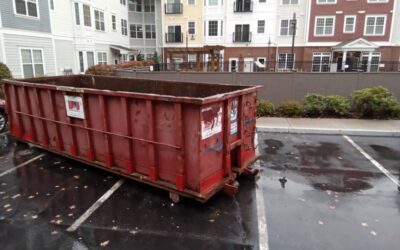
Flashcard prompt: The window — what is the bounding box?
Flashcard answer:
[87,52,95,68]
[367,0,388,2]
[167,25,182,43]
[312,52,331,72]
[94,10,105,31]
[145,24,156,39]
[278,53,294,70]
[257,20,265,33]
[129,0,142,11]
[234,24,251,42]
[280,19,296,35]
[188,54,196,62]
[361,52,381,72]
[83,5,91,27]
[21,49,44,78]
[188,0,196,4]
[120,0,127,5]
[364,16,386,35]
[112,15,116,30]
[50,0,54,10]
[74,3,80,25]
[229,58,238,72]
[130,24,143,38]
[188,21,196,35]
[208,21,218,36]
[78,52,84,72]
[344,16,356,33]
[208,0,218,6]
[282,0,298,4]
[315,16,335,36]
[316,0,336,4]
[97,52,107,65]
[234,0,252,12]
[15,0,39,17]
[121,19,128,35]
[259,0,266,2]
[144,0,155,12]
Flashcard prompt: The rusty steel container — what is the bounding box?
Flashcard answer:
[2,75,261,202]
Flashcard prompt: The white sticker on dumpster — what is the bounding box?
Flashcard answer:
[64,95,85,119]
[230,99,238,135]
[201,106,222,140]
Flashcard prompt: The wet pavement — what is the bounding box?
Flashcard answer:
[0,131,399,249]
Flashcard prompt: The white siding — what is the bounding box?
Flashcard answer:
[3,34,56,78]
[54,39,75,73]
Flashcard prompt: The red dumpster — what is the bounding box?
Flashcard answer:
[2,75,261,202]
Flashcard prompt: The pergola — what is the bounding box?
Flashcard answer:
[166,45,225,72]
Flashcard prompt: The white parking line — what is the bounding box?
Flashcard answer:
[343,135,400,187]
[254,134,270,250]
[0,153,45,178]
[66,179,125,232]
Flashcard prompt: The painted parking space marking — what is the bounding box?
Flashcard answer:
[343,135,400,187]
[66,179,125,232]
[254,133,270,250]
[0,153,45,178]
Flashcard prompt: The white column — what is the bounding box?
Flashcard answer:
[342,51,347,71]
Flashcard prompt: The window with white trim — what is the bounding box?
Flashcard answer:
[278,53,294,70]
[94,10,105,31]
[364,16,385,35]
[74,3,80,25]
[97,52,107,65]
[112,15,116,30]
[257,20,265,33]
[317,0,336,4]
[121,19,128,36]
[259,0,266,2]
[315,16,335,36]
[15,0,39,17]
[130,24,143,38]
[282,0,298,5]
[87,52,95,68]
[50,0,54,10]
[208,21,218,36]
[129,0,142,11]
[83,4,91,27]
[145,24,156,39]
[188,0,196,5]
[208,0,218,6]
[188,21,196,35]
[280,19,296,36]
[78,51,84,72]
[120,0,127,5]
[344,16,356,33]
[21,49,44,78]
[144,0,155,12]
[312,52,331,72]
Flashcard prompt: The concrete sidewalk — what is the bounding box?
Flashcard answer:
[256,117,400,136]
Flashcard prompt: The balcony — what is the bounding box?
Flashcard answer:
[165,33,183,43]
[233,1,253,13]
[165,3,183,14]
[233,32,252,43]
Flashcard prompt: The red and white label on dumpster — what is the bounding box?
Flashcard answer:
[201,105,222,140]
[64,95,85,119]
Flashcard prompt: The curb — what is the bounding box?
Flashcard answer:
[256,126,400,137]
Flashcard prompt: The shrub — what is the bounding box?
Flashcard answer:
[276,101,302,117]
[303,94,326,117]
[352,86,400,118]
[257,100,275,117]
[85,64,114,76]
[0,62,12,98]
[324,95,351,117]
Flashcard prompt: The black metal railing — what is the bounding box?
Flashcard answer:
[233,1,253,12]
[165,33,183,43]
[232,32,252,43]
[165,3,183,14]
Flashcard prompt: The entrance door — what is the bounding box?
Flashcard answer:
[244,58,254,72]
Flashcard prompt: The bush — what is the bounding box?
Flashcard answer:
[0,62,12,98]
[85,64,114,76]
[324,95,351,117]
[257,100,275,117]
[352,86,400,118]
[302,94,326,117]
[276,101,302,117]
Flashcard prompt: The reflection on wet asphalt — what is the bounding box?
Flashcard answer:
[258,132,400,250]
[0,134,259,250]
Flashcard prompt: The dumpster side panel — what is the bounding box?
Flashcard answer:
[87,95,106,163]
[240,93,257,168]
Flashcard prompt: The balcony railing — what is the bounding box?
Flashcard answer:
[233,1,253,12]
[233,32,252,43]
[165,33,183,43]
[165,3,183,14]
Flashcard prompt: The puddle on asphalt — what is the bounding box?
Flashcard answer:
[260,138,380,193]
[369,144,400,161]
[0,134,12,156]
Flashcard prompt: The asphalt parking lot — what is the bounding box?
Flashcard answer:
[0,131,399,250]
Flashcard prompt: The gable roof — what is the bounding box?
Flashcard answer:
[332,38,379,51]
